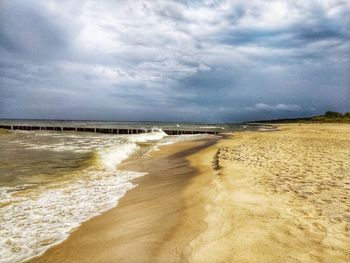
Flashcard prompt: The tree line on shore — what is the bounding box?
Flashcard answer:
[250,111,350,123]
[312,111,350,122]
[322,111,350,118]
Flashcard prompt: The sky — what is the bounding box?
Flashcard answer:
[0,0,349,122]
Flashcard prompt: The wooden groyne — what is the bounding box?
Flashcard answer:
[0,124,219,135]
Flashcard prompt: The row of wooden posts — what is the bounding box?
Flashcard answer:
[0,125,219,135]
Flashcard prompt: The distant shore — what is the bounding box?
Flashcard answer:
[29,123,350,263]
[248,111,350,124]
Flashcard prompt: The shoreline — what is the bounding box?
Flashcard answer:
[26,123,350,263]
[28,136,219,263]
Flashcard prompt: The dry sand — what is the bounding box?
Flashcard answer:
[189,124,350,263]
[29,124,350,263]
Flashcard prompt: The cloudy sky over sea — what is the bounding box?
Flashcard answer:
[0,0,349,122]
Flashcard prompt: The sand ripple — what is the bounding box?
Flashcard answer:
[191,124,350,263]
[218,125,350,227]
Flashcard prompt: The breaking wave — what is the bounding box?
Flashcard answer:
[0,130,166,263]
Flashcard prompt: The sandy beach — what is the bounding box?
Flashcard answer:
[190,123,350,263]
[29,123,350,263]
[2,1,349,262]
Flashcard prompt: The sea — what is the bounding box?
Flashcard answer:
[0,120,244,263]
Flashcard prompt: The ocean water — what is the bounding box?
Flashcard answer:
[0,119,231,132]
[0,127,209,263]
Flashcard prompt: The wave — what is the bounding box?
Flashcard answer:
[198,126,224,129]
[128,129,166,143]
[0,129,167,263]
[0,170,145,263]
[98,143,138,171]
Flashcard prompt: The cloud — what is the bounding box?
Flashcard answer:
[0,0,349,122]
[249,103,302,112]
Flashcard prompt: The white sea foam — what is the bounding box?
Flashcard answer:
[0,170,144,263]
[98,143,138,171]
[158,133,211,145]
[13,130,167,154]
[128,130,166,143]
[198,126,224,129]
[0,130,167,263]
[150,133,213,151]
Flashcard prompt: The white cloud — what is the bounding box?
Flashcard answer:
[250,103,302,112]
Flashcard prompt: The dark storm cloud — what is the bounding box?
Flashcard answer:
[0,0,349,122]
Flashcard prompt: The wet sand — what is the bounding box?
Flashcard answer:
[28,137,219,263]
[190,124,350,263]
